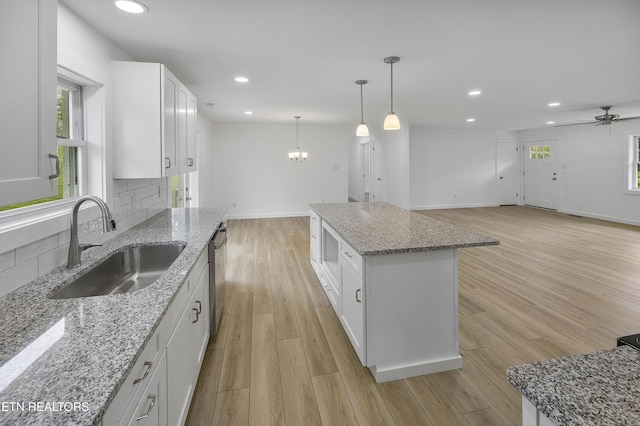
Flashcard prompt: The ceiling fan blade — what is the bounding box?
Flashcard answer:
[554,121,598,127]
[615,116,640,122]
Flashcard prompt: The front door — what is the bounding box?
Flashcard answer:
[523,140,559,210]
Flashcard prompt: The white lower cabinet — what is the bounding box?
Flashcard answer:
[166,305,192,426]
[189,267,210,381]
[103,251,210,426]
[340,261,365,364]
[128,352,167,426]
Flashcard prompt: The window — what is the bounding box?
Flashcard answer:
[629,135,640,192]
[0,78,86,212]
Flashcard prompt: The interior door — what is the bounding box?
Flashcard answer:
[372,139,385,201]
[523,140,559,210]
[497,140,519,205]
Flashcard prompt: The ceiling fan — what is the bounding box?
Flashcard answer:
[557,106,640,127]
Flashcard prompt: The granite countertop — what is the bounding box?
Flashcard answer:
[507,345,640,425]
[0,207,226,425]
[310,201,499,255]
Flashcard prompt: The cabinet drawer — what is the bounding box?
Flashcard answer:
[102,326,162,425]
[310,210,320,238]
[162,249,207,335]
[339,242,364,279]
[127,352,166,426]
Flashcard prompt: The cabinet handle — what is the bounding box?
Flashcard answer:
[165,157,171,169]
[192,308,200,323]
[311,235,317,240]
[195,300,202,314]
[356,289,362,303]
[187,157,194,166]
[343,251,353,259]
[133,361,153,384]
[48,153,60,179]
[136,394,157,421]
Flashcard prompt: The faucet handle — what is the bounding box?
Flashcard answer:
[80,243,102,252]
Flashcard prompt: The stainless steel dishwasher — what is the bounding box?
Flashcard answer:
[209,221,226,335]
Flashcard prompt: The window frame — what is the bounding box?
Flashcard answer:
[627,135,640,195]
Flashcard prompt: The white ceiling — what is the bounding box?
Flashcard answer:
[61,0,640,131]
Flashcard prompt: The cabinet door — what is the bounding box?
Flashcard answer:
[181,85,198,173]
[163,68,179,176]
[128,352,167,426]
[341,263,366,364]
[166,307,192,426]
[0,0,58,206]
[189,265,210,381]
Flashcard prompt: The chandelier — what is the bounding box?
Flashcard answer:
[288,116,308,162]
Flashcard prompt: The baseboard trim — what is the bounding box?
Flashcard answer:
[369,355,463,383]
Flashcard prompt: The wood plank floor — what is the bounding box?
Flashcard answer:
[186,206,640,425]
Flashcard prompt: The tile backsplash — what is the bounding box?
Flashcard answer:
[0,178,168,297]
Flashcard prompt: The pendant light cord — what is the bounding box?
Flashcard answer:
[360,84,365,123]
[389,60,394,113]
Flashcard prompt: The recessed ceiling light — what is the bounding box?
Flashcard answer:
[244,111,253,115]
[548,102,560,107]
[114,0,148,14]
[466,118,475,122]
[468,90,482,96]
[546,121,555,125]
[234,76,249,83]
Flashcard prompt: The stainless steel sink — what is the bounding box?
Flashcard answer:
[49,244,186,299]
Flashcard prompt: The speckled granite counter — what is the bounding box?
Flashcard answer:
[508,345,640,425]
[309,201,499,255]
[0,207,225,425]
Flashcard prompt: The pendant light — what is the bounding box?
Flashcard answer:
[355,80,369,137]
[383,56,401,130]
[288,116,308,162]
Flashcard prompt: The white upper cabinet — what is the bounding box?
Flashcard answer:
[0,0,58,206]
[178,83,198,174]
[111,61,197,179]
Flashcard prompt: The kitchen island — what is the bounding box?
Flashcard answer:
[508,345,640,425]
[309,201,498,382]
[0,208,225,425]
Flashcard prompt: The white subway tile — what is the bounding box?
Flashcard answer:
[0,250,16,273]
[38,245,68,276]
[16,234,59,265]
[0,259,38,298]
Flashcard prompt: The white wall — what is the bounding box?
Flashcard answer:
[198,122,350,218]
[378,124,411,209]
[410,127,517,209]
[517,122,640,225]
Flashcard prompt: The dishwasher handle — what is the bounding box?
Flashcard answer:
[213,226,227,249]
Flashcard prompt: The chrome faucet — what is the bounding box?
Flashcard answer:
[67,195,117,268]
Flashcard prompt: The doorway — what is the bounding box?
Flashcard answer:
[170,173,193,208]
[348,135,384,202]
[523,140,559,210]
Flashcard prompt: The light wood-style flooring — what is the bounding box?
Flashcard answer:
[186,206,640,425]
